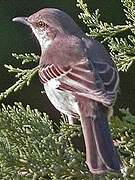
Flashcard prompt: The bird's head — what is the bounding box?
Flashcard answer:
[12,8,84,50]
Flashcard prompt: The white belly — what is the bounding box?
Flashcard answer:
[44,79,79,117]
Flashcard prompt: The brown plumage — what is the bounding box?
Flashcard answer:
[13,8,121,174]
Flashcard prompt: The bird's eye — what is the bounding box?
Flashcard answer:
[36,21,48,28]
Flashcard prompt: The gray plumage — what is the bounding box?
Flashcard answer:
[13,8,121,174]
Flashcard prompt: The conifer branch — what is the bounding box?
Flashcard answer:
[0,102,90,179]
[122,0,135,26]
[109,35,135,71]
[76,0,135,71]
[12,53,40,64]
[0,54,39,101]
[76,0,134,41]
[0,103,135,179]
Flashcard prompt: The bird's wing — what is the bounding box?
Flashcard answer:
[58,59,116,106]
[39,64,72,83]
[83,37,119,93]
[92,61,119,93]
[39,59,115,106]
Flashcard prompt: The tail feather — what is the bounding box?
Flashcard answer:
[80,104,120,174]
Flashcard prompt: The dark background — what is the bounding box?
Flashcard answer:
[0,0,135,120]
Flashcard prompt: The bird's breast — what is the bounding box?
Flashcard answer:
[44,81,79,117]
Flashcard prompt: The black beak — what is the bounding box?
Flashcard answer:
[12,17,30,26]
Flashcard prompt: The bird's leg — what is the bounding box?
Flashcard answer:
[107,106,113,120]
[68,115,77,125]
[92,174,101,180]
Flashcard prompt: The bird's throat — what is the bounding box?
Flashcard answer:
[41,39,53,53]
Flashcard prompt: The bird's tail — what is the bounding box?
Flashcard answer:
[80,104,121,175]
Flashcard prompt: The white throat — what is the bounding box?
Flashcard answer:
[41,39,53,51]
[32,27,53,51]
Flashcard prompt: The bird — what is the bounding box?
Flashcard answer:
[12,8,121,175]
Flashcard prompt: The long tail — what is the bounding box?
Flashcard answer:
[80,104,121,175]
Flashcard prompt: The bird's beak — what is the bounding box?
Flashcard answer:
[12,17,30,26]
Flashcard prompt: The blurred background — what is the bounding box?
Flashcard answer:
[0,0,135,120]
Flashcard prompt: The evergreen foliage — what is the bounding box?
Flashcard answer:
[77,0,135,71]
[0,53,39,101]
[0,0,135,179]
[0,103,88,180]
[0,103,135,179]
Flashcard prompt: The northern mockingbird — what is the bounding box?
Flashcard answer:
[13,8,121,175]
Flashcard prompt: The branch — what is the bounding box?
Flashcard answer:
[12,53,40,64]
[76,0,135,71]
[0,53,39,101]
[76,0,134,41]
[109,35,135,71]
[0,103,135,179]
[0,102,89,179]
[122,0,135,26]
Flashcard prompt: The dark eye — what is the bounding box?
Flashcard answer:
[37,21,48,28]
